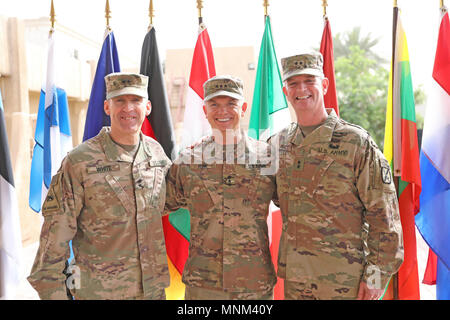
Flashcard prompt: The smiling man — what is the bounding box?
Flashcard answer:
[269,52,404,300]
[164,75,278,299]
[28,73,171,300]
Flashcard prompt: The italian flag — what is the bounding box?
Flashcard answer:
[249,15,290,300]
[383,6,422,300]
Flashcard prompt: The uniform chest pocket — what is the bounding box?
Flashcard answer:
[82,173,133,220]
[190,164,221,212]
[139,160,167,207]
[288,151,335,200]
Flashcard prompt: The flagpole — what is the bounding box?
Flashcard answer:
[391,0,399,301]
[263,0,269,17]
[148,0,154,30]
[197,0,203,25]
[49,0,55,35]
[322,0,328,20]
[105,0,112,32]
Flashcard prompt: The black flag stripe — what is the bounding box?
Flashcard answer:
[0,106,15,187]
[140,27,177,160]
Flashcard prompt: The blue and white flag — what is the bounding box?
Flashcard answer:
[0,89,23,300]
[29,30,72,213]
[82,29,120,141]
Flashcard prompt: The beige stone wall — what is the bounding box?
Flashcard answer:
[0,17,40,246]
[0,17,98,246]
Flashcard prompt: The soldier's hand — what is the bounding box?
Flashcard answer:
[356,281,384,300]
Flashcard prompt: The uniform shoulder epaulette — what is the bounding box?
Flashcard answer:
[267,123,296,143]
[142,134,162,152]
[67,135,102,164]
[336,119,370,138]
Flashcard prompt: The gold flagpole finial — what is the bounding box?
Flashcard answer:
[197,0,203,24]
[322,0,328,18]
[440,0,444,9]
[149,0,155,28]
[393,0,398,7]
[49,0,56,33]
[263,0,269,17]
[105,0,112,31]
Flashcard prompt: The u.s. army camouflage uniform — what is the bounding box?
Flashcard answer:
[270,109,404,300]
[28,127,171,300]
[164,133,277,299]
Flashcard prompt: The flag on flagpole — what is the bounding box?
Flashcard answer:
[162,209,190,300]
[29,30,72,213]
[180,23,216,149]
[0,90,23,300]
[140,26,177,159]
[415,8,450,300]
[249,15,290,300]
[319,17,339,116]
[161,23,215,300]
[383,6,422,300]
[139,24,188,300]
[249,15,290,141]
[82,29,120,142]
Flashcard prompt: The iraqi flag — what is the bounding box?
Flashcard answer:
[29,30,72,213]
[319,17,339,116]
[180,23,216,149]
[415,8,450,300]
[0,90,23,300]
[82,29,120,142]
[383,6,422,300]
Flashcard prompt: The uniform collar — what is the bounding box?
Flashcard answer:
[198,130,253,163]
[290,109,339,146]
[100,127,152,163]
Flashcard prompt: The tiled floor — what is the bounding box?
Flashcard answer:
[13,228,436,300]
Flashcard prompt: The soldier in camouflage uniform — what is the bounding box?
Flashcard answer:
[269,52,404,300]
[28,73,171,300]
[165,75,277,299]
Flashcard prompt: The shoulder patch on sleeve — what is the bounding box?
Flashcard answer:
[381,165,392,184]
[42,173,62,214]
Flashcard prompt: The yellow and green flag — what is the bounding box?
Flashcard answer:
[383,6,422,300]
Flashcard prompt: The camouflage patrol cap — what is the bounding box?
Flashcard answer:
[105,72,149,100]
[281,52,324,81]
[203,75,244,101]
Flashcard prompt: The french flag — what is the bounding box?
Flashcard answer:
[415,9,450,300]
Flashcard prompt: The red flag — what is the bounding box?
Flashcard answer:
[423,249,438,285]
[163,24,216,299]
[141,117,156,139]
[181,25,216,148]
[269,209,284,299]
[319,18,339,116]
